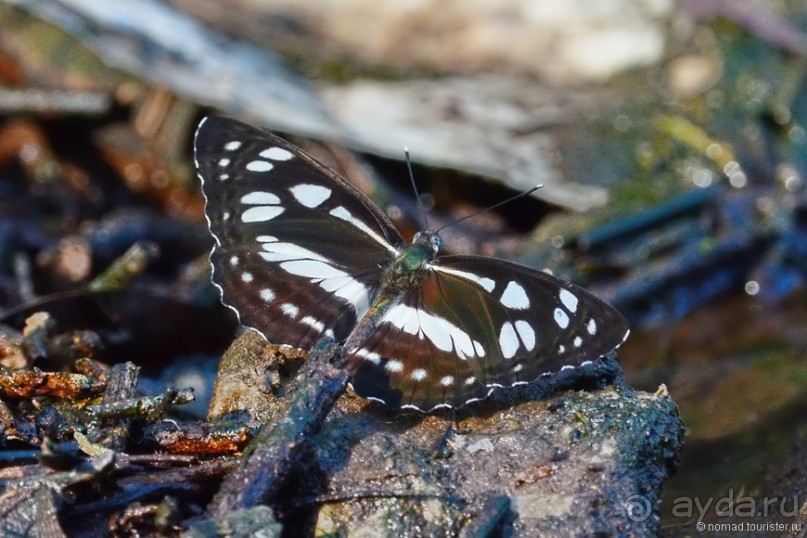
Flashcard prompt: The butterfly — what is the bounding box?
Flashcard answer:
[195,116,629,412]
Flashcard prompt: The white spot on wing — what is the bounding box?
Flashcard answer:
[621,329,630,345]
[573,336,582,347]
[281,259,345,280]
[433,266,495,292]
[440,375,454,386]
[498,322,519,359]
[385,359,404,373]
[218,158,230,167]
[260,288,275,301]
[246,160,273,172]
[416,310,453,352]
[241,272,253,283]
[242,206,284,222]
[260,147,293,161]
[289,184,332,208]
[554,308,569,329]
[465,376,476,385]
[320,277,370,318]
[223,141,242,151]
[514,320,535,351]
[383,304,476,359]
[259,241,369,315]
[587,318,597,335]
[411,368,427,381]
[301,316,325,332]
[241,191,281,205]
[259,241,328,263]
[384,304,416,333]
[229,256,239,266]
[354,349,381,365]
[559,288,578,313]
[281,303,299,318]
[501,281,530,310]
[329,206,397,254]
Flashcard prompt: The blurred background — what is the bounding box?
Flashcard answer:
[1,1,806,534]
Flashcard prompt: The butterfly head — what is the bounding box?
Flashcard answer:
[413,231,442,257]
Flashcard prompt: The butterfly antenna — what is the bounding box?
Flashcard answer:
[0,288,88,322]
[435,184,544,233]
[404,147,430,229]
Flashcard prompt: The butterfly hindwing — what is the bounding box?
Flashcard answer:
[347,256,629,411]
[195,116,404,349]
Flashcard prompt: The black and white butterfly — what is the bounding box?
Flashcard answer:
[195,116,629,412]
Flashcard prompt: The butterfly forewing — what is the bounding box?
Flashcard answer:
[347,256,629,411]
[196,116,404,348]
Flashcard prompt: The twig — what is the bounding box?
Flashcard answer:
[100,362,140,451]
[206,338,348,515]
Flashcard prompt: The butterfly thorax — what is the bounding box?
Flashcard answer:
[384,231,441,293]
